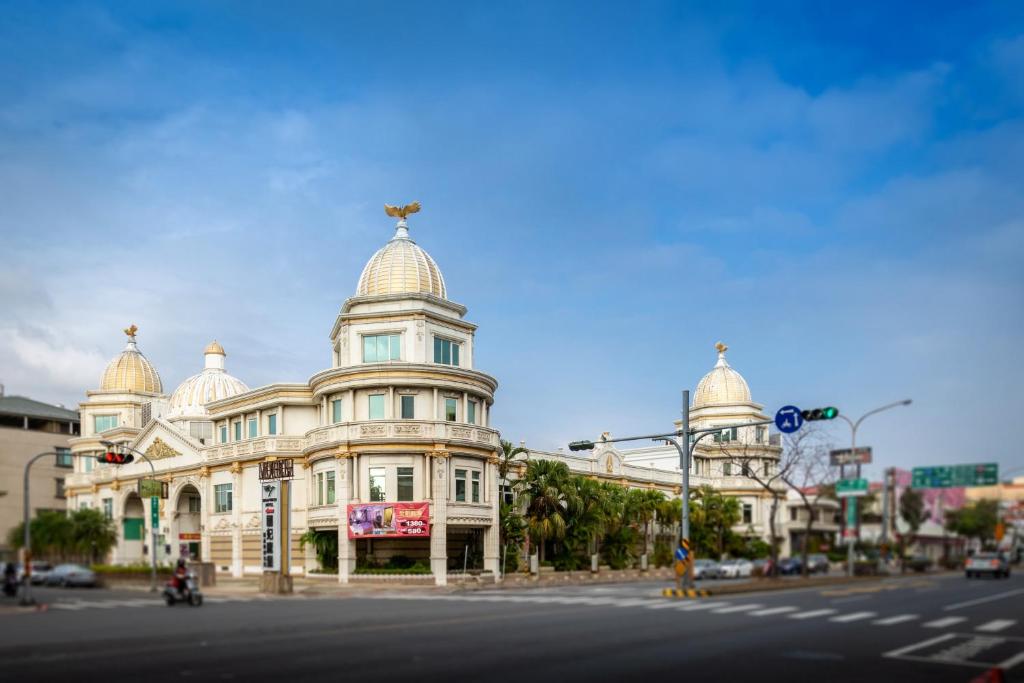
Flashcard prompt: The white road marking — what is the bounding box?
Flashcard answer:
[944,588,1024,611]
[883,633,957,658]
[976,620,1017,633]
[713,604,763,614]
[645,601,683,610]
[49,603,84,610]
[674,601,728,611]
[789,609,838,620]
[830,611,876,623]
[873,614,918,626]
[998,650,1024,670]
[750,606,798,616]
[611,599,653,607]
[923,616,967,629]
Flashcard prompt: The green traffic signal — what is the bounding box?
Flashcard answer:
[822,407,839,419]
[801,407,839,421]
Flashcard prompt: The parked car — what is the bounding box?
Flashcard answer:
[719,559,754,579]
[966,553,1011,579]
[806,554,830,574]
[692,559,721,580]
[15,561,53,585]
[44,564,98,588]
[904,555,932,573]
[777,557,802,575]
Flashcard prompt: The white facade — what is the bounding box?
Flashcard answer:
[66,213,500,585]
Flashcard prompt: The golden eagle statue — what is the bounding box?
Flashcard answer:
[384,202,421,219]
[124,324,138,338]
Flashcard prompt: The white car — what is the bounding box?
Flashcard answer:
[718,559,753,579]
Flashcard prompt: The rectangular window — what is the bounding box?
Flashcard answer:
[331,399,343,424]
[723,462,732,476]
[84,455,93,473]
[433,337,460,366]
[187,496,201,513]
[326,471,335,505]
[267,414,277,436]
[316,473,324,506]
[454,469,467,502]
[500,484,514,506]
[55,447,73,468]
[369,467,386,501]
[103,498,113,520]
[219,425,228,444]
[471,471,480,503]
[742,503,752,524]
[362,334,401,362]
[400,395,415,419]
[247,417,257,438]
[790,508,798,522]
[55,478,66,499]
[214,484,233,513]
[445,398,457,422]
[190,421,213,443]
[755,426,766,444]
[763,460,770,476]
[714,427,739,443]
[233,421,242,441]
[467,400,477,425]
[94,415,118,433]
[368,395,385,420]
[397,467,414,502]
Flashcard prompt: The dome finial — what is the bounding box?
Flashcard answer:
[384,201,420,240]
[124,324,138,340]
[715,341,729,367]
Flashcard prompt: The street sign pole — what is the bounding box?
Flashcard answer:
[680,390,691,589]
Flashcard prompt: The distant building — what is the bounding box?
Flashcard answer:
[781,488,840,558]
[0,388,80,562]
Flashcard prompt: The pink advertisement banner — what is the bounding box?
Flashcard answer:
[347,502,430,539]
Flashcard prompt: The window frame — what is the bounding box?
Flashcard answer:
[94,414,119,433]
[267,413,277,436]
[444,398,458,422]
[742,503,752,525]
[219,425,228,444]
[247,417,258,439]
[55,447,73,468]
[433,336,461,366]
[362,333,402,363]
[326,471,336,505]
[471,470,480,503]
[233,421,242,442]
[400,395,415,420]
[368,394,385,420]
[369,466,386,502]
[214,484,233,513]
[467,399,477,425]
[331,398,343,424]
[55,477,66,499]
[102,498,113,520]
[454,469,467,502]
[397,466,414,502]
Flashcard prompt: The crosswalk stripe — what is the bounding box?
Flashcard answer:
[645,601,683,610]
[750,606,798,616]
[873,614,917,626]
[923,617,966,629]
[789,609,837,620]
[612,599,654,607]
[713,604,763,614]
[976,619,1016,633]
[49,603,84,610]
[830,611,876,623]
[675,601,727,611]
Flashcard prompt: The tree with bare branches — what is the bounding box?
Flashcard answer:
[781,427,839,577]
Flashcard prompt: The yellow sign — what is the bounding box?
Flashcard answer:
[995,522,1005,541]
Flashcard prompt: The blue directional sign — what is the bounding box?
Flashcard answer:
[674,546,689,562]
[775,405,804,434]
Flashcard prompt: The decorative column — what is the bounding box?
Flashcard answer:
[336,451,355,583]
[231,462,243,577]
[483,455,500,575]
[429,450,449,586]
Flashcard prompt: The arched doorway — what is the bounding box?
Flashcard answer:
[122,493,145,564]
[175,484,202,561]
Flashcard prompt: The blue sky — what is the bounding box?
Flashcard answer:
[1,1,1022,480]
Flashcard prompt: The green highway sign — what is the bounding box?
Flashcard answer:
[911,463,999,488]
[836,478,869,498]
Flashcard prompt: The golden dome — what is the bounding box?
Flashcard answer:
[100,326,163,393]
[694,342,751,407]
[204,340,226,356]
[356,219,447,299]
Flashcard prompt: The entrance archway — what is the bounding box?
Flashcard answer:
[175,484,202,561]
[122,493,145,564]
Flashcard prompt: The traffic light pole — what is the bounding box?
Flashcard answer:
[19,451,60,606]
[101,441,159,592]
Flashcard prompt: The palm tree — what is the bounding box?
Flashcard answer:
[627,488,666,561]
[515,460,577,563]
[497,439,529,484]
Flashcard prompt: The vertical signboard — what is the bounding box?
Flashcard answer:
[844,498,858,544]
[261,481,280,572]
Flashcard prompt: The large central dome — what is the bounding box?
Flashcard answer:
[694,342,752,407]
[356,218,447,299]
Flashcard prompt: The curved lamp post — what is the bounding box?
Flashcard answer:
[19,451,60,605]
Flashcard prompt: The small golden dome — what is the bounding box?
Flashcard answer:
[204,340,226,356]
[100,326,163,393]
[356,218,447,299]
[694,342,751,407]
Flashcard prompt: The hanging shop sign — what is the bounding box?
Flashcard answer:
[347,502,430,539]
[259,459,294,481]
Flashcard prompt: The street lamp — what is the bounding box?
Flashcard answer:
[100,440,160,592]
[19,451,60,606]
[835,399,912,577]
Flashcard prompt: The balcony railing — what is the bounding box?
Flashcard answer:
[304,420,500,452]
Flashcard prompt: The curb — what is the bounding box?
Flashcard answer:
[661,588,711,599]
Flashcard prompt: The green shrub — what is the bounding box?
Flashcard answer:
[91,563,174,575]
[354,563,431,575]
[652,541,672,568]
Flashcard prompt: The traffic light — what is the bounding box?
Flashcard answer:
[97,450,134,465]
[568,440,595,451]
[801,407,839,421]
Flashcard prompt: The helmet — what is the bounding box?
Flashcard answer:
[176,558,187,568]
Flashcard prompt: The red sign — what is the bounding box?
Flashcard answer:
[347,502,430,539]
[179,533,201,541]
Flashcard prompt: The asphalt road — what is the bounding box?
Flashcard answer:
[1,573,1022,682]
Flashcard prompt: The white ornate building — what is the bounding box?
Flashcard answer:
[524,344,785,550]
[66,211,501,585]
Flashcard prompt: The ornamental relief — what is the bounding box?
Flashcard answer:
[145,437,181,461]
[393,423,423,435]
[360,424,387,436]
[450,427,473,439]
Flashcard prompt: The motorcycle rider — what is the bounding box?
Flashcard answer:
[172,558,189,599]
[2,562,17,597]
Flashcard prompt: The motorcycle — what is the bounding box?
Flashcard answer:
[163,571,203,607]
[2,577,17,597]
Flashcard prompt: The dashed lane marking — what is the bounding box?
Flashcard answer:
[673,601,728,611]
[976,620,1017,633]
[873,614,918,626]
[923,616,967,629]
[829,611,876,623]
[789,609,838,620]
[712,604,763,614]
[944,588,1024,611]
[750,606,798,616]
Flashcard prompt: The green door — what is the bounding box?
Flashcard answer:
[123,518,144,541]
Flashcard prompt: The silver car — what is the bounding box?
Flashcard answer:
[44,564,98,588]
[693,559,721,580]
[966,553,1011,579]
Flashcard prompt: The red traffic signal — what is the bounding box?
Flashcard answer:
[97,450,135,465]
